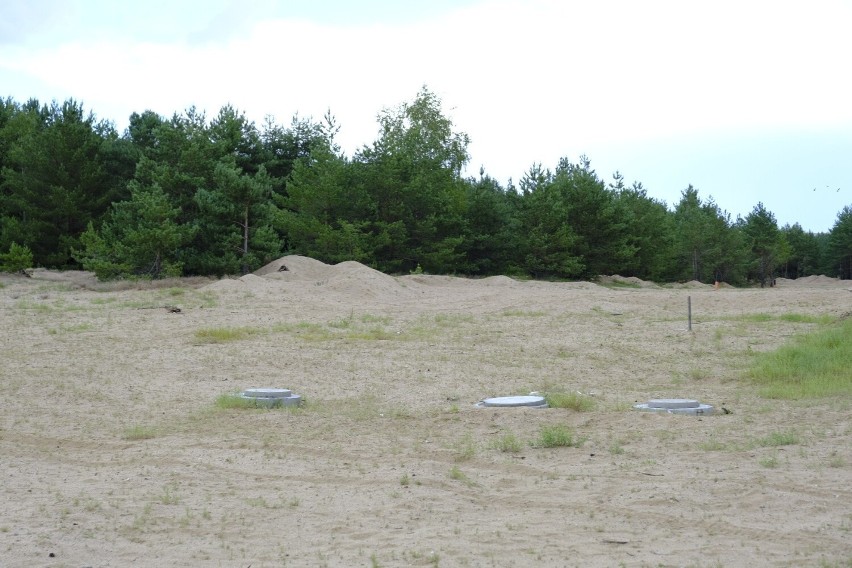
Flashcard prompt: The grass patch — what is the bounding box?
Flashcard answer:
[491,432,523,453]
[759,453,780,468]
[757,431,800,447]
[123,425,157,441]
[732,312,833,324]
[48,322,94,335]
[533,425,582,448]
[699,438,728,451]
[448,465,476,486]
[501,309,547,317]
[273,319,399,341]
[214,393,261,410]
[543,391,596,411]
[194,326,264,343]
[745,318,852,399]
[453,433,477,461]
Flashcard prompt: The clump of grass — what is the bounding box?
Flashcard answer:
[491,433,523,453]
[453,433,477,462]
[533,425,581,448]
[544,391,596,412]
[195,326,263,343]
[448,465,476,486]
[699,438,727,451]
[745,318,852,399]
[757,431,800,447]
[123,425,156,441]
[759,453,780,468]
[214,393,260,410]
[501,309,547,317]
[347,327,396,340]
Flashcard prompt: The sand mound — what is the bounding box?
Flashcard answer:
[324,260,407,299]
[202,278,244,291]
[597,274,658,288]
[776,275,843,287]
[668,280,713,289]
[253,255,336,281]
[25,268,100,288]
[478,275,521,286]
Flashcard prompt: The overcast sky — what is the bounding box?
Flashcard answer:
[2,0,850,232]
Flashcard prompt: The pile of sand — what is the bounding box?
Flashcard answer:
[667,279,713,289]
[776,275,844,287]
[597,274,659,288]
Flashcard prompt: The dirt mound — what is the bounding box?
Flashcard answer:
[324,260,407,299]
[776,275,843,287]
[478,275,521,286]
[253,255,336,281]
[597,274,658,288]
[668,280,713,289]
[25,268,100,288]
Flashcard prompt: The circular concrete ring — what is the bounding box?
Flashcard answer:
[633,402,714,415]
[647,399,700,409]
[478,395,548,408]
[242,388,292,399]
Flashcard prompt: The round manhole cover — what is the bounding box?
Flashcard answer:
[242,388,292,399]
[476,395,548,408]
[647,399,700,409]
[633,398,714,415]
[240,388,302,407]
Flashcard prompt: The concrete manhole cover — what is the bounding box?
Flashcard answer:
[475,395,548,408]
[633,398,714,415]
[240,388,303,408]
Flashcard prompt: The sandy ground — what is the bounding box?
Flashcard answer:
[1,257,850,568]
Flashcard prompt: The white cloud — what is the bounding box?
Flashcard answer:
[1,0,850,230]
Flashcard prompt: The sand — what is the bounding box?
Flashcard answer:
[1,257,850,567]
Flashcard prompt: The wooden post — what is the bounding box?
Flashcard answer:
[688,295,692,331]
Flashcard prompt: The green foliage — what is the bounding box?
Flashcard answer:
[0,92,844,281]
[742,202,782,286]
[827,205,852,279]
[0,242,34,272]
[543,391,596,411]
[672,186,745,283]
[73,182,194,279]
[746,318,852,399]
[195,326,264,343]
[214,393,260,409]
[757,431,800,447]
[0,99,123,266]
[533,425,581,448]
[780,223,821,278]
[491,433,523,453]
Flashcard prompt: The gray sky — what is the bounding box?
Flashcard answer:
[1,0,850,232]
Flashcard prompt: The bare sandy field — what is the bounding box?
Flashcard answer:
[1,257,850,567]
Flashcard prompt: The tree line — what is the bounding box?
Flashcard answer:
[1,88,850,283]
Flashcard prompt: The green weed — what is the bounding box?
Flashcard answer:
[214,393,260,410]
[544,391,596,411]
[746,318,852,399]
[533,425,581,448]
[757,431,799,447]
[123,425,156,441]
[491,433,523,453]
[194,326,264,343]
[448,465,476,486]
[453,433,477,461]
